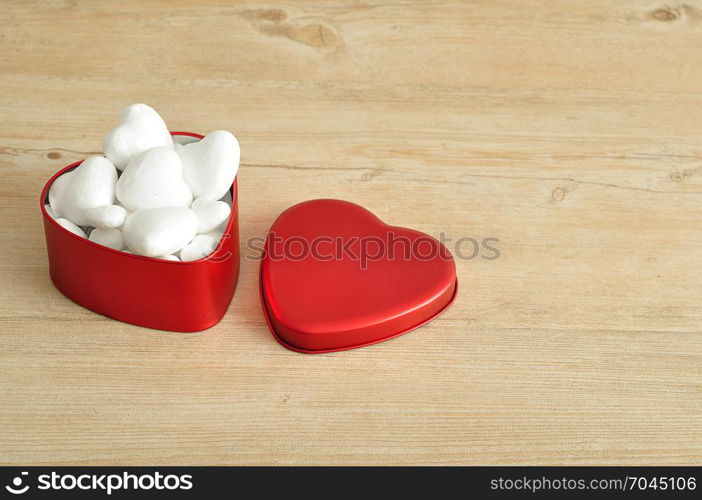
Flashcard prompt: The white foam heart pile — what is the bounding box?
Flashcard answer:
[46,104,239,262]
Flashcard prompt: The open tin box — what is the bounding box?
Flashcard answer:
[40,132,240,332]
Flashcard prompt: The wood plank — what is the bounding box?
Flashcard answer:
[0,0,700,465]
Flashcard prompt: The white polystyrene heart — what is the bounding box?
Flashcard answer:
[56,218,87,238]
[177,130,240,200]
[202,229,224,246]
[180,234,218,262]
[48,171,73,218]
[191,197,231,233]
[89,227,124,250]
[116,147,192,211]
[122,207,198,257]
[44,204,57,219]
[84,204,128,229]
[103,103,174,170]
[48,156,118,226]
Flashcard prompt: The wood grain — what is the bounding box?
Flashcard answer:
[0,0,700,465]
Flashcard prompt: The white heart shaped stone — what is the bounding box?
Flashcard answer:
[84,204,128,229]
[89,227,124,250]
[48,170,73,213]
[48,156,118,226]
[56,218,87,238]
[191,197,231,233]
[177,130,240,200]
[158,254,180,262]
[122,207,198,257]
[103,103,174,170]
[116,147,192,211]
[180,234,218,262]
[44,204,56,219]
[208,228,225,238]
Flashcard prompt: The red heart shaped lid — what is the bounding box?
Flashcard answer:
[260,199,457,353]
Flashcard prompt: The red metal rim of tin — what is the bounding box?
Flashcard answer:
[259,273,458,354]
[39,131,237,265]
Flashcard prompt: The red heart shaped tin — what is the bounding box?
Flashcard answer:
[40,132,240,332]
[260,199,457,353]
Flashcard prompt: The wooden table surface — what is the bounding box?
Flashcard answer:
[1,0,701,465]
